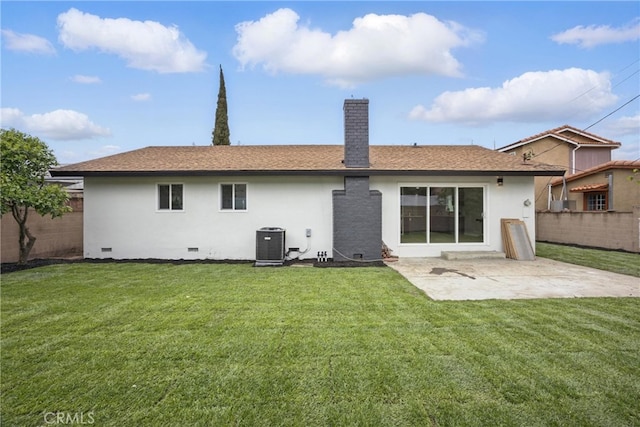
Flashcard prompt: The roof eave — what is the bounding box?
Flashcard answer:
[51,168,565,178]
[574,143,621,149]
[550,161,640,185]
[498,134,579,152]
[499,135,621,152]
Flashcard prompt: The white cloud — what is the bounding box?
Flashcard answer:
[1,29,56,55]
[409,68,617,125]
[0,108,24,126]
[0,107,111,140]
[131,93,151,101]
[605,114,640,137]
[551,18,640,48]
[233,8,483,87]
[57,8,207,73]
[71,74,102,84]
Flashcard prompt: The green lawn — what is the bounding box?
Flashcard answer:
[2,263,639,426]
[536,242,640,277]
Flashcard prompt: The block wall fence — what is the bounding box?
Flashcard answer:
[536,205,640,253]
[1,197,83,263]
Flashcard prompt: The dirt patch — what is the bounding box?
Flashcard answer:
[1,258,78,274]
[1,258,253,274]
[1,257,386,274]
[312,260,387,268]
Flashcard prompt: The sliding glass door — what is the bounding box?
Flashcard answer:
[429,187,455,243]
[458,187,484,242]
[400,187,427,243]
[400,186,484,244]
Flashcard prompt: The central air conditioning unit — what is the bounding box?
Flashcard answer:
[550,200,576,212]
[255,227,286,266]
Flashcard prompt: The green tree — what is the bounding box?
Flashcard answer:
[212,65,230,145]
[1,128,71,264]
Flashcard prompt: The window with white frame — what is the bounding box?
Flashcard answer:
[585,192,607,211]
[220,183,247,211]
[158,184,183,211]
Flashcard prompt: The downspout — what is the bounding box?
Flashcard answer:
[560,175,567,201]
[607,172,613,211]
[571,145,579,174]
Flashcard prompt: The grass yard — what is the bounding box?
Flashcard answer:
[536,242,640,277]
[2,263,639,426]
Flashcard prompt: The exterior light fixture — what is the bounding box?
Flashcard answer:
[497,176,504,186]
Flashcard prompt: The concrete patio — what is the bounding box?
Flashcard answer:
[386,256,640,300]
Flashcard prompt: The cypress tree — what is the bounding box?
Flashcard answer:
[212,65,230,145]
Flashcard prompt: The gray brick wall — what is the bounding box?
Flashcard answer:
[332,176,382,261]
[343,99,369,168]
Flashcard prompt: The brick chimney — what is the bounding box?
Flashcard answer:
[343,99,369,168]
[333,99,381,262]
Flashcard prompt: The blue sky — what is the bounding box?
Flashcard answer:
[2,1,639,164]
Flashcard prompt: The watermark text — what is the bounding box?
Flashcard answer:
[43,411,95,425]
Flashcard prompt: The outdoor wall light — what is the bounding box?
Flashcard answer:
[497,176,504,186]
[524,199,532,207]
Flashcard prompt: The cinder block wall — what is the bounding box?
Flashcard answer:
[1,199,83,263]
[536,206,639,253]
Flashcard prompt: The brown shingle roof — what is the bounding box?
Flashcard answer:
[498,124,622,151]
[550,160,640,186]
[51,145,565,177]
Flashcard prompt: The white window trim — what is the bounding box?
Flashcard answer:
[156,183,185,212]
[219,182,248,212]
[398,183,486,246]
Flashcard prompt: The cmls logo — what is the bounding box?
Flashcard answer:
[43,411,95,425]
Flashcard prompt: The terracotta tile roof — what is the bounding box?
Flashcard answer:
[570,183,608,192]
[51,144,566,177]
[498,124,622,151]
[550,160,640,186]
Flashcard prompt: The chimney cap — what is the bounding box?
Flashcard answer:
[343,98,369,106]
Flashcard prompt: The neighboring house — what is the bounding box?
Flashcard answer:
[548,160,640,212]
[497,125,621,211]
[50,99,564,261]
[46,173,84,199]
[537,160,640,253]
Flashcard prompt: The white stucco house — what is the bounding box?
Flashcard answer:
[51,99,565,261]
